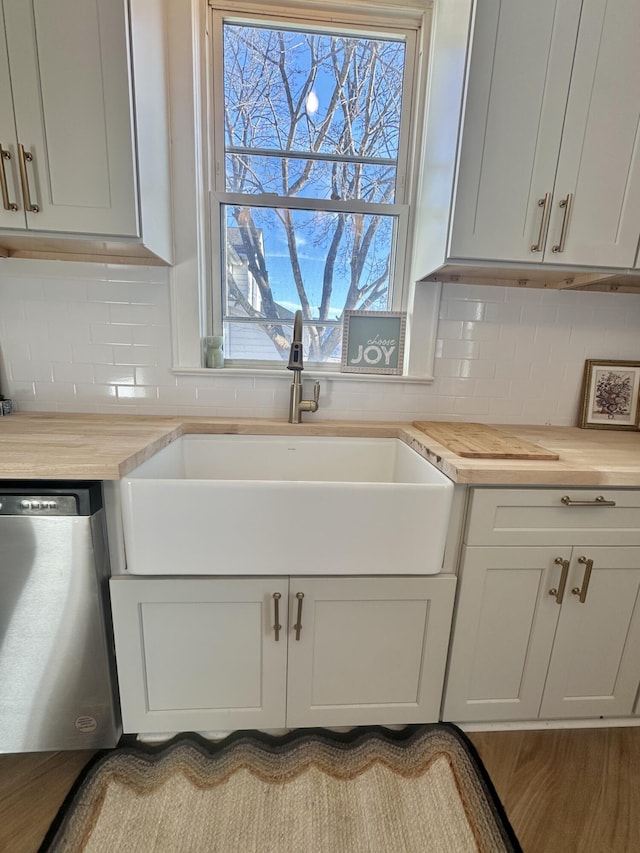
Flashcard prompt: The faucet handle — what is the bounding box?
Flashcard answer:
[313,381,320,403]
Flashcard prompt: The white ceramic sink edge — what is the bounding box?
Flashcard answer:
[120,435,454,576]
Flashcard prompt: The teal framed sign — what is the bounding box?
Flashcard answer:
[341,311,406,375]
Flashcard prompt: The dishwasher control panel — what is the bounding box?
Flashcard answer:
[0,495,79,515]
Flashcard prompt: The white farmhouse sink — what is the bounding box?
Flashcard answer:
[120,435,453,575]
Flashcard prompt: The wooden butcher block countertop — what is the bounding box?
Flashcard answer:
[0,412,639,486]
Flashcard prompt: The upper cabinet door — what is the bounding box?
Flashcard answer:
[0,2,23,229]
[449,0,582,263]
[546,0,640,268]
[2,0,139,236]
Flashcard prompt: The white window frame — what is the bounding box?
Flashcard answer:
[166,0,441,381]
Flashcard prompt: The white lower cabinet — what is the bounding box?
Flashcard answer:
[443,544,640,723]
[110,575,456,734]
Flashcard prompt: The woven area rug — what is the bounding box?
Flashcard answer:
[40,725,521,853]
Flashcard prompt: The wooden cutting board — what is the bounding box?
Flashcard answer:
[412,421,559,460]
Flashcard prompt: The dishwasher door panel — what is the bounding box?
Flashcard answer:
[0,511,120,752]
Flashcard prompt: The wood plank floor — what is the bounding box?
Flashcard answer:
[0,728,638,852]
[467,727,640,853]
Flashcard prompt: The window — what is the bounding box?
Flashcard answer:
[208,10,418,368]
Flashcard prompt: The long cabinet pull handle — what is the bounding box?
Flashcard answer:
[272,592,282,641]
[293,592,304,641]
[551,193,573,253]
[561,495,616,507]
[572,557,593,603]
[0,145,18,211]
[17,144,39,213]
[549,557,570,605]
[531,192,552,252]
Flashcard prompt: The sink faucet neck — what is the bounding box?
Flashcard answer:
[287,310,320,423]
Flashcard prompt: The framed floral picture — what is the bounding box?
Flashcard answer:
[578,359,640,430]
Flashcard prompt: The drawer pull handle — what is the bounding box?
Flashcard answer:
[0,145,18,211]
[293,592,304,641]
[561,496,616,507]
[531,192,552,252]
[551,192,572,253]
[572,557,593,603]
[549,557,570,605]
[272,592,282,641]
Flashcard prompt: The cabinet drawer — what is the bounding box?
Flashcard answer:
[466,489,640,546]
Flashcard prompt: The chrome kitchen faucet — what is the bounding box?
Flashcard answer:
[287,310,320,423]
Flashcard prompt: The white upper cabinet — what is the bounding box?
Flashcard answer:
[415,0,640,279]
[0,1,19,229]
[551,1,640,268]
[0,0,172,264]
[449,0,580,264]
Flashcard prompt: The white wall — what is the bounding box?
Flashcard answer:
[1,258,639,425]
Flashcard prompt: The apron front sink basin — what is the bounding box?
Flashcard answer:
[120,435,453,575]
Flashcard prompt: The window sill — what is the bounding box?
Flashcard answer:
[173,367,434,384]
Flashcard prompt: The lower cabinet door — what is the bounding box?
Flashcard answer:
[540,547,640,719]
[109,577,288,733]
[285,576,456,728]
[443,547,567,722]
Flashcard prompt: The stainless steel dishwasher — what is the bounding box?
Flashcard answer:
[0,481,121,752]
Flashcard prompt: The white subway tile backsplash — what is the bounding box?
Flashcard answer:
[498,324,536,346]
[433,377,477,397]
[2,262,640,425]
[35,340,73,364]
[441,299,487,322]
[454,395,491,415]
[195,386,240,406]
[33,380,76,401]
[109,303,158,325]
[9,380,36,400]
[504,287,543,304]
[106,265,169,284]
[24,300,68,325]
[478,339,516,361]
[86,282,130,303]
[461,320,500,341]
[440,339,481,360]
[57,402,98,414]
[116,386,159,401]
[473,378,511,398]
[75,383,118,402]
[435,320,463,340]
[134,366,174,386]
[71,344,114,365]
[484,301,523,324]
[157,384,198,405]
[494,359,532,380]
[52,362,94,384]
[113,345,157,367]
[458,359,497,379]
[523,304,558,326]
[90,323,134,346]
[94,365,136,385]
[488,395,523,417]
[433,358,466,378]
[131,324,172,349]
[9,358,53,382]
[529,363,566,384]
[67,301,110,324]
[444,284,505,302]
